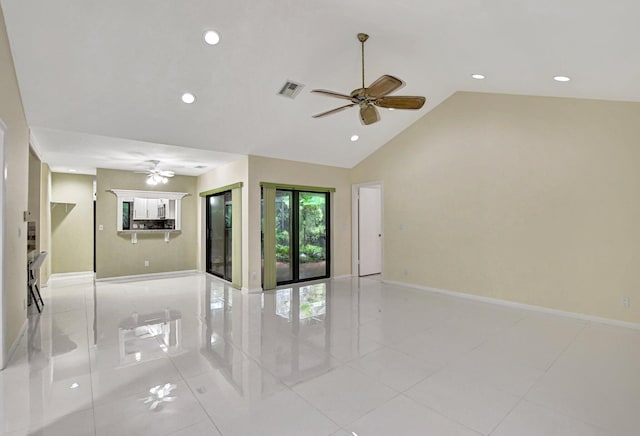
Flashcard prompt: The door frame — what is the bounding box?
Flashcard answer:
[274,189,331,286]
[351,181,384,277]
[0,119,7,368]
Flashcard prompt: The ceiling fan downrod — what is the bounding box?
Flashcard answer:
[358,33,369,90]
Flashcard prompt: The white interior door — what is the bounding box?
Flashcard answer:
[0,120,6,368]
[358,186,382,276]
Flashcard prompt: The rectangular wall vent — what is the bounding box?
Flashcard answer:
[278,80,305,99]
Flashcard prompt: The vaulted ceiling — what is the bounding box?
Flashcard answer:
[3,0,640,175]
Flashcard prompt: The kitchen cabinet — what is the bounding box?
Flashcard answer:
[133,198,170,219]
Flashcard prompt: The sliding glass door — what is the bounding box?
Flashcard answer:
[207,191,232,281]
[273,189,329,285]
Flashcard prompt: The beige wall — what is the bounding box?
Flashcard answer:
[39,163,51,284]
[196,156,248,282]
[51,173,94,274]
[352,91,640,323]
[1,3,29,362]
[28,149,40,249]
[95,168,198,279]
[248,155,352,291]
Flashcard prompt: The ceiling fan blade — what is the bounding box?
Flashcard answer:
[311,89,358,102]
[312,103,357,118]
[133,171,150,174]
[374,95,426,110]
[159,170,175,177]
[366,75,404,98]
[360,104,380,125]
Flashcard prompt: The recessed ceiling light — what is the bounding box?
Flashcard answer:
[553,75,571,82]
[68,169,77,172]
[471,74,486,80]
[203,30,220,45]
[350,135,359,142]
[181,93,196,104]
[388,108,395,111]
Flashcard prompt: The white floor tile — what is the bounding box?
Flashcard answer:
[93,381,208,436]
[391,324,487,368]
[525,357,640,436]
[347,394,481,436]
[475,313,586,371]
[348,346,437,391]
[166,420,222,436]
[405,367,521,435]
[446,348,544,396]
[292,366,398,427]
[491,400,612,436]
[187,367,338,436]
[90,350,183,406]
[3,273,639,436]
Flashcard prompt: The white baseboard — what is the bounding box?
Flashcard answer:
[96,270,199,283]
[332,274,353,280]
[204,273,243,290]
[50,271,94,280]
[3,318,28,369]
[383,279,640,331]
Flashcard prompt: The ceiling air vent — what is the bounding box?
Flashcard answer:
[278,80,305,99]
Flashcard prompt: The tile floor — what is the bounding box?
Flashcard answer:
[1,273,639,435]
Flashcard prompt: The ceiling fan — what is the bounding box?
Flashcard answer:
[312,33,426,125]
[135,160,175,185]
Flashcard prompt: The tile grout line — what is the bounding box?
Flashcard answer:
[486,319,590,436]
[507,321,614,434]
[234,341,346,432]
[84,277,98,436]
[160,327,226,435]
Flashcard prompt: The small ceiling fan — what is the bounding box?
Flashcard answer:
[135,160,175,185]
[312,33,426,125]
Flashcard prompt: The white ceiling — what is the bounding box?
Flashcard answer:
[3,0,640,174]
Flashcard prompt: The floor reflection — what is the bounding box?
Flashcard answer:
[200,279,342,390]
[201,282,244,394]
[118,309,182,366]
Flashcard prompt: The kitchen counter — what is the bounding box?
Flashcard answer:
[118,229,181,234]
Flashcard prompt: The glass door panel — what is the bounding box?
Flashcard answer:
[298,192,327,280]
[275,190,293,282]
[207,191,232,281]
[224,199,232,280]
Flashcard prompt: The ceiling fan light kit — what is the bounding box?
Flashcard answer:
[312,33,426,126]
[135,160,175,185]
[147,174,169,185]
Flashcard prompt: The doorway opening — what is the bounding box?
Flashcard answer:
[206,191,232,282]
[352,182,383,277]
